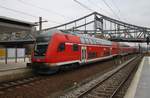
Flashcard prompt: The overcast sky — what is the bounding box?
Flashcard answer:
[0,0,150,29]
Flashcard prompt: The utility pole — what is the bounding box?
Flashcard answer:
[146,36,149,53]
[39,17,42,31]
[35,17,48,31]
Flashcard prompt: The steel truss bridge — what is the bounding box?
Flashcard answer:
[1,12,150,43]
[43,12,150,43]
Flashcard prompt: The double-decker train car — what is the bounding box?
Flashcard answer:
[28,29,138,74]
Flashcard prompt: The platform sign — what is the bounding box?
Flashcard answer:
[0,48,6,59]
[17,48,25,58]
[7,48,15,59]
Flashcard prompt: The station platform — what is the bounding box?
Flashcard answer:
[124,56,150,98]
[0,58,33,83]
[0,58,30,71]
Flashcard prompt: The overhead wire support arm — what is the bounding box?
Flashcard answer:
[17,0,73,20]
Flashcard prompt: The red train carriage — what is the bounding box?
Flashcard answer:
[28,29,137,74]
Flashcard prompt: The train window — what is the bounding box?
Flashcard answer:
[88,52,97,59]
[92,39,96,44]
[85,38,89,44]
[34,44,48,56]
[99,40,102,44]
[89,39,93,44]
[58,43,65,52]
[93,40,95,44]
[87,39,90,44]
[87,39,91,44]
[84,38,87,44]
[96,40,99,44]
[91,40,94,44]
[93,39,96,44]
[73,44,79,51]
[101,39,106,45]
[80,38,85,44]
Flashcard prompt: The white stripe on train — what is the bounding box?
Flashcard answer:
[65,42,111,47]
[50,54,118,66]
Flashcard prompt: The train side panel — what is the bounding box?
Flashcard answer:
[46,33,81,65]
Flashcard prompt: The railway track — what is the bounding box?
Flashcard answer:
[0,58,118,94]
[0,75,43,93]
[0,54,140,98]
[61,55,142,98]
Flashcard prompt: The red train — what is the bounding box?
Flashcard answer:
[28,29,138,74]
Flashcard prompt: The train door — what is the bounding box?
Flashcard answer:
[81,46,87,63]
[110,47,112,55]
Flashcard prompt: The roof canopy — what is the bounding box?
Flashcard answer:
[0,16,36,33]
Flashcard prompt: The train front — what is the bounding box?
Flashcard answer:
[27,30,57,74]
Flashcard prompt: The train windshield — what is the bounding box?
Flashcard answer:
[34,44,48,56]
[34,29,62,56]
[36,36,51,43]
[36,29,61,43]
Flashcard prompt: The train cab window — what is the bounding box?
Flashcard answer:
[73,44,79,51]
[58,43,65,52]
[34,44,48,56]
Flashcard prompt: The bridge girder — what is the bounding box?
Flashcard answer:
[41,12,150,43]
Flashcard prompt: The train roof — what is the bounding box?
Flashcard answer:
[37,29,112,45]
[36,30,135,47]
[71,32,112,45]
[36,29,62,37]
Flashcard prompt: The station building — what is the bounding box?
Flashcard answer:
[0,16,36,63]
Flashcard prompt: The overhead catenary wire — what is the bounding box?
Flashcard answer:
[0,4,38,18]
[87,0,112,16]
[101,0,121,20]
[0,4,61,24]
[73,0,120,20]
[73,0,94,12]
[111,0,126,21]
[17,0,73,20]
[111,0,121,15]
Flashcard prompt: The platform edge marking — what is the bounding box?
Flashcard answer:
[124,57,145,98]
